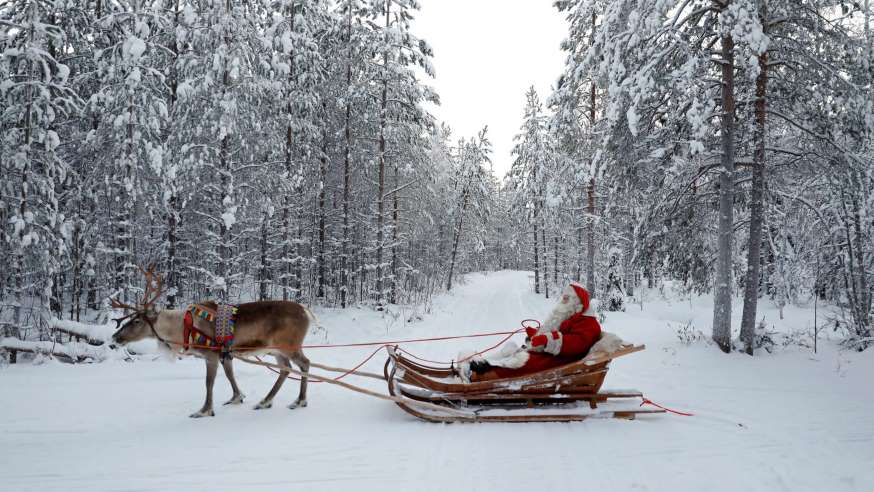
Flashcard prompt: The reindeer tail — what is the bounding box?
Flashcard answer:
[303,306,320,329]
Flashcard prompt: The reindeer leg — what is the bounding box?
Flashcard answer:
[288,351,310,409]
[221,358,245,405]
[254,354,290,410]
[190,356,218,418]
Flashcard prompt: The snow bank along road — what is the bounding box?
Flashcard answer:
[1,271,872,491]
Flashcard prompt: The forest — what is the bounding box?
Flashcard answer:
[1,0,872,362]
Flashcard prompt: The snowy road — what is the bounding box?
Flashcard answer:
[2,271,872,491]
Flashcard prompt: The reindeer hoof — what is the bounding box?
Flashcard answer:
[189,409,215,418]
[288,399,308,410]
[223,395,245,406]
[254,401,272,410]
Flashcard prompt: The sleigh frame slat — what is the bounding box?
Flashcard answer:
[383,344,663,423]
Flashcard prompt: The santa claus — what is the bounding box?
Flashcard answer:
[463,282,601,382]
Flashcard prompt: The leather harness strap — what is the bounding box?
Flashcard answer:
[182,304,236,359]
[183,310,194,351]
[143,314,172,352]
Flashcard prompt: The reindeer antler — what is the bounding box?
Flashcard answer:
[109,265,166,316]
[138,263,165,311]
[110,297,139,312]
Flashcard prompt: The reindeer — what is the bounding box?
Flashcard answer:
[110,266,313,418]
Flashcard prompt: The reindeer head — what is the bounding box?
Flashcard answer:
[111,265,166,345]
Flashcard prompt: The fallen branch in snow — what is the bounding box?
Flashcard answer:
[48,318,115,346]
[0,337,110,363]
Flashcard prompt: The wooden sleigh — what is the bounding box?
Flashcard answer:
[383,343,665,423]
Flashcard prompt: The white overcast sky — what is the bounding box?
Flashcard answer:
[412,0,568,178]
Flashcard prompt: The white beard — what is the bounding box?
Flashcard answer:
[539,287,583,334]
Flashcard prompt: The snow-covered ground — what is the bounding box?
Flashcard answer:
[2,271,872,491]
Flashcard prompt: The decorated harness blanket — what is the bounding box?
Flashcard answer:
[183,303,239,359]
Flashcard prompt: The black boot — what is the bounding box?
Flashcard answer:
[469,359,493,374]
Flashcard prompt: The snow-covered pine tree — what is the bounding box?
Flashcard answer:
[361,0,435,307]
[446,128,492,291]
[508,87,554,295]
[91,1,171,304]
[0,0,81,357]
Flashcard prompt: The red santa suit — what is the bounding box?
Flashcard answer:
[474,283,601,380]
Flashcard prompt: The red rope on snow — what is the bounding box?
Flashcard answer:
[260,325,529,380]
[258,343,389,383]
[396,329,520,365]
[640,398,694,416]
[174,328,526,355]
[396,323,531,365]
[257,324,533,382]
[300,329,525,349]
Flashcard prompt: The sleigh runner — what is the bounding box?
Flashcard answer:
[383,343,665,423]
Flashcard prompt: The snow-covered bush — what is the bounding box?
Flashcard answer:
[674,322,709,346]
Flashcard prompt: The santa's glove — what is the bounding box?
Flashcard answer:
[525,326,539,339]
[469,359,493,374]
[529,331,563,355]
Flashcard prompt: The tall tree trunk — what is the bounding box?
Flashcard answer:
[165,0,181,308]
[282,1,297,302]
[10,23,34,362]
[119,94,136,301]
[850,188,870,334]
[71,213,82,321]
[294,209,303,300]
[585,11,597,297]
[447,187,469,291]
[218,138,229,301]
[740,3,768,355]
[166,192,179,307]
[282,203,290,301]
[713,16,736,354]
[542,226,549,298]
[317,125,327,300]
[586,177,595,295]
[390,162,399,304]
[576,199,583,281]
[375,0,390,308]
[533,166,541,294]
[259,211,270,300]
[554,234,559,284]
[340,1,353,308]
[217,0,233,301]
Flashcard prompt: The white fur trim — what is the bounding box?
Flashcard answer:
[581,298,599,317]
[485,342,530,369]
[544,331,562,355]
[584,332,625,360]
[455,350,478,382]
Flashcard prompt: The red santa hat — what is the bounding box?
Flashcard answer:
[569,282,591,313]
